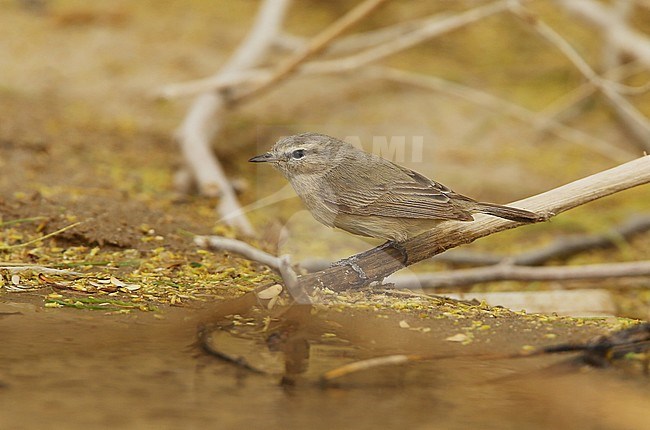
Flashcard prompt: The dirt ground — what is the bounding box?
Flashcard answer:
[1,1,650,429]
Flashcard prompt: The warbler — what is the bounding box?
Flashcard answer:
[250,132,539,244]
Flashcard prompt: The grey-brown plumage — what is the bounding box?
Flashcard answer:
[250,133,539,243]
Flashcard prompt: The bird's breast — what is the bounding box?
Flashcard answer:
[288,175,338,226]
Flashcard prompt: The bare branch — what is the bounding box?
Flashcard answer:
[558,0,650,68]
[0,265,82,275]
[0,221,83,250]
[220,0,293,75]
[158,70,268,100]
[510,2,650,151]
[510,3,638,95]
[297,156,650,291]
[537,61,646,129]
[158,2,510,98]
[434,214,650,266]
[194,235,281,271]
[175,0,292,233]
[320,354,415,383]
[601,0,634,71]
[194,235,307,302]
[392,261,650,289]
[375,67,636,162]
[301,0,509,74]
[231,0,391,105]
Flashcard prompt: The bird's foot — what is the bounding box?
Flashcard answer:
[331,255,368,283]
[330,241,409,285]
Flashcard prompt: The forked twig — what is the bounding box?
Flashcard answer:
[231,0,390,104]
[174,0,292,233]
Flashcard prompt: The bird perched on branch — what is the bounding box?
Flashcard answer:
[251,133,540,270]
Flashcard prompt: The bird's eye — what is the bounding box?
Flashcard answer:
[291,149,306,159]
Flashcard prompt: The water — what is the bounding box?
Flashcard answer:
[1,294,648,430]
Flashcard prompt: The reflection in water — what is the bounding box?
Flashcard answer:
[3,291,650,430]
[200,288,650,383]
[198,287,650,430]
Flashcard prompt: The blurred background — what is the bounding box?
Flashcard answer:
[1,1,650,428]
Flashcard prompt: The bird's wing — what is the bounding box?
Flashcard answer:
[322,160,474,221]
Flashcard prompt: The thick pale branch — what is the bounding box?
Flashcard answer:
[175,0,291,233]
[297,156,650,291]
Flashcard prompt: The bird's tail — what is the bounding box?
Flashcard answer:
[475,202,540,223]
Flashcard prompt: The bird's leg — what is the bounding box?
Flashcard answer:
[330,241,409,285]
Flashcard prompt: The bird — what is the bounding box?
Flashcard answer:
[250,132,540,246]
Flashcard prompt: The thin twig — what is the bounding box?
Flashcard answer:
[195,235,309,302]
[0,221,82,251]
[511,2,650,151]
[434,214,650,267]
[559,0,650,68]
[231,0,390,104]
[0,216,47,228]
[391,260,650,289]
[301,0,509,74]
[536,61,646,130]
[375,67,635,162]
[158,1,509,98]
[600,0,633,71]
[0,265,82,275]
[320,354,417,383]
[194,235,281,271]
[510,3,643,95]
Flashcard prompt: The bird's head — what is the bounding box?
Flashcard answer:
[249,132,353,177]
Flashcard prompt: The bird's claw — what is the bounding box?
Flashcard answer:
[331,255,369,284]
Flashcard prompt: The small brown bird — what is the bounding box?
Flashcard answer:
[250,132,539,245]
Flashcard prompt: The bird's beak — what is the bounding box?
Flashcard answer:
[249,152,278,163]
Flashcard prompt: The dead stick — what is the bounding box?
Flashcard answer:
[396,260,650,289]
[434,214,650,267]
